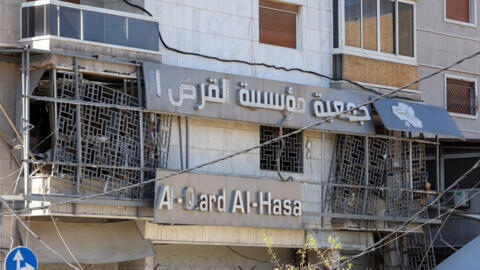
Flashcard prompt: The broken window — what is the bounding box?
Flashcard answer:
[30,69,172,199]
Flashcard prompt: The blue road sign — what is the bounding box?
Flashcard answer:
[4,246,37,270]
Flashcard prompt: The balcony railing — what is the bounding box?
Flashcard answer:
[21,0,159,52]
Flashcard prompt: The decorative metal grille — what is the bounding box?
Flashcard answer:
[402,230,436,270]
[259,126,303,173]
[54,72,172,198]
[385,141,427,219]
[446,78,477,115]
[327,135,387,223]
[326,135,428,228]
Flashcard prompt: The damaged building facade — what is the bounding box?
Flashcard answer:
[0,0,472,269]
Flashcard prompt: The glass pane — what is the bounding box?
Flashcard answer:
[34,5,45,36]
[345,0,361,48]
[398,2,414,57]
[47,5,58,36]
[59,6,80,39]
[21,7,30,38]
[83,10,105,43]
[333,0,339,48]
[380,0,395,54]
[105,14,127,46]
[362,0,377,50]
[129,19,158,51]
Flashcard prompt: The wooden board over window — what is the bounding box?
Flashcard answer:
[259,0,298,49]
[446,0,470,23]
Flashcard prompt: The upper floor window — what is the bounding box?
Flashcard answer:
[340,0,415,58]
[21,2,159,52]
[27,0,80,2]
[259,0,299,49]
[446,76,478,117]
[445,0,477,26]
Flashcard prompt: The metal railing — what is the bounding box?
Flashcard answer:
[21,0,159,52]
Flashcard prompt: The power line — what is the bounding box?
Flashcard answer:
[120,0,392,97]
[5,46,480,217]
[5,3,480,266]
[331,159,480,269]
[226,246,271,264]
[6,0,477,216]
[416,176,480,269]
[42,174,84,270]
[0,2,474,269]
[316,186,480,270]
[0,196,80,270]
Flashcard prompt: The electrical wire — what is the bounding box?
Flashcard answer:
[416,176,480,269]
[3,48,480,217]
[0,168,21,183]
[226,246,271,264]
[120,0,414,98]
[318,187,480,270]
[0,196,81,270]
[417,208,455,269]
[42,174,84,270]
[3,3,480,268]
[329,159,480,269]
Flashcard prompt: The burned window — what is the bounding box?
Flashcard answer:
[446,77,477,116]
[260,126,303,173]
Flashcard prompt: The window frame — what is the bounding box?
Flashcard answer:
[258,0,301,49]
[19,0,160,53]
[444,0,477,28]
[444,74,479,119]
[334,0,416,65]
[259,125,304,174]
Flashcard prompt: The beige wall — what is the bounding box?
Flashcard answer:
[342,54,418,90]
[168,117,335,222]
[0,0,20,45]
[0,61,22,195]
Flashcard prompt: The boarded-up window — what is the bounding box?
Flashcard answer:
[259,0,298,49]
[446,78,476,115]
[446,0,472,23]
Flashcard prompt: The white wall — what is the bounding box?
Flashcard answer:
[167,117,335,223]
[146,0,332,87]
[0,0,20,45]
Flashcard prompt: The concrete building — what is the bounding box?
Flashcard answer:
[416,0,480,265]
[0,0,470,269]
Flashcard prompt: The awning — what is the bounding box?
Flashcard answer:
[373,98,464,138]
[436,234,480,270]
[18,220,156,264]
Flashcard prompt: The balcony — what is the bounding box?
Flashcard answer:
[20,0,159,53]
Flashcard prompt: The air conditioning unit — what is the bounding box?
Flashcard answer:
[453,190,470,208]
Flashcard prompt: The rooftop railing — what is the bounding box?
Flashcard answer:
[21,0,159,52]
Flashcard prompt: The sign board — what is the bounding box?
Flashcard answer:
[373,97,464,138]
[153,170,302,229]
[5,246,38,270]
[143,62,376,135]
